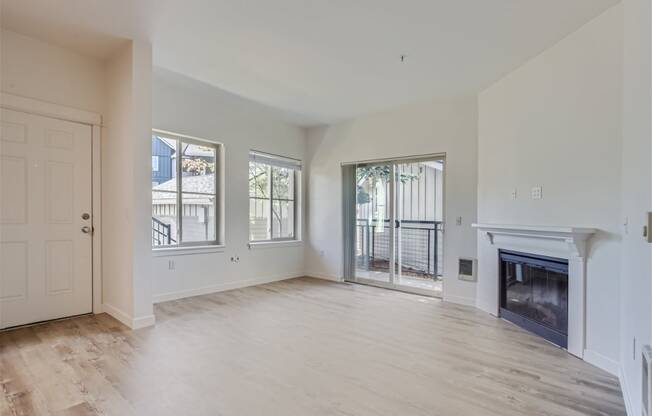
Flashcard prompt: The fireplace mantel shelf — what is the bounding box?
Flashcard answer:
[471,223,597,258]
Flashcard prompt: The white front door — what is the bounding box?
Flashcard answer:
[1,109,93,329]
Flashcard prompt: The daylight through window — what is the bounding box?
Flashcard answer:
[152,131,221,248]
[249,151,301,242]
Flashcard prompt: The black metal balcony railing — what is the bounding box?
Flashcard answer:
[152,217,176,246]
[356,219,443,278]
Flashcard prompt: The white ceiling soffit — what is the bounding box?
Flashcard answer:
[1,0,619,125]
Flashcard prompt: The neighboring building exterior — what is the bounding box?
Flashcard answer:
[151,135,217,245]
[151,136,175,185]
[356,160,444,277]
[152,174,216,245]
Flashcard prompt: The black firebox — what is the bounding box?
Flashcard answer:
[499,250,568,348]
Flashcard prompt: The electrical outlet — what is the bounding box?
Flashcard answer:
[511,188,517,200]
[168,260,175,270]
[531,186,542,200]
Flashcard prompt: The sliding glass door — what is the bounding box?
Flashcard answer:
[354,163,394,283]
[345,156,444,297]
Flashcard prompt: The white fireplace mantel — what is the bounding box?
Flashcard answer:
[472,223,597,258]
[472,223,597,359]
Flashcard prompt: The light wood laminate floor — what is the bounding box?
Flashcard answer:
[1,277,625,416]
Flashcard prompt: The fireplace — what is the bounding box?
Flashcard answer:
[499,250,569,348]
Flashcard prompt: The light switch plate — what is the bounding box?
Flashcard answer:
[531,186,542,200]
[511,188,517,200]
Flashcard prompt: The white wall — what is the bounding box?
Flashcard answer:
[619,0,651,413]
[130,41,154,321]
[1,29,105,114]
[0,29,153,328]
[102,41,155,327]
[478,5,623,371]
[102,43,135,319]
[305,97,478,305]
[150,69,306,301]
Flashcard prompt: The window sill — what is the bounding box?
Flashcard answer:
[248,240,303,250]
[152,245,225,257]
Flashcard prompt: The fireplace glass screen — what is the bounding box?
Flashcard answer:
[500,250,568,348]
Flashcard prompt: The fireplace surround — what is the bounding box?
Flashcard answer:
[473,223,596,358]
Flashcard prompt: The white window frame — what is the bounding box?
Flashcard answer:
[152,129,224,250]
[248,150,302,243]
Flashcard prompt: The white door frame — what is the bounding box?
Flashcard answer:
[1,92,103,315]
[388,163,397,284]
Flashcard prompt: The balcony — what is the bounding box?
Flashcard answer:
[356,219,443,293]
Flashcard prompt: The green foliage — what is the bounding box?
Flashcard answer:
[249,162,268,197]
[356,165,419,184]
[356,185,370,204]
[248,162,293,199]
[356,165,421,205]
[272,167,292,199]
[182,157,215,176]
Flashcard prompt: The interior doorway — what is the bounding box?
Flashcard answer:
[0,108,94,329]
[344,155,444,297]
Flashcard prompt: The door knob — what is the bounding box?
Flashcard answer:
[81,226,91,234]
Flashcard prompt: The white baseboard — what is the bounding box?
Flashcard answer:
[583,349,619,376]
[132,314,156,329]
[102,303,134,328]
[305,272,342,282]
[103,303,156,330]
[476,299,499,317]
[443,294,476,307]
[152,272,304,304]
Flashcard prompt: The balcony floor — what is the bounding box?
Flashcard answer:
[354,269,443,297]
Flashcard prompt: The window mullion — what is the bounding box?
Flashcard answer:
[176,139,183,245]
[215,143,220,244]
[293,169,297,239]
[268,164,273,240]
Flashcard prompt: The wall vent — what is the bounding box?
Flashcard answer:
[644,345,652,416]
[458,258,477,282]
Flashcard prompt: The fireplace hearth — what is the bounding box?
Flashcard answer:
[499,250,568,348]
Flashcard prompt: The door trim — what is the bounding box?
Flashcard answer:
[341,152,446,166]
[1,93,102,126]
[1,92,104,315]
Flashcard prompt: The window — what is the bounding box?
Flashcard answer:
[151,130,222,248]
[249,151,301,242]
